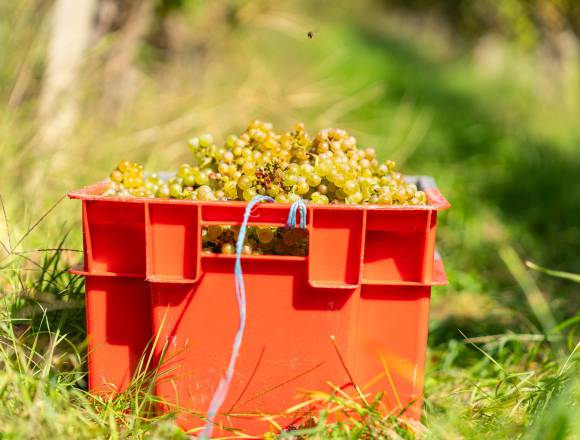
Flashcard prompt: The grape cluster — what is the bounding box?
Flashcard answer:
[103,120,427,205]
[202,225,308,256]
[103,160,146,197]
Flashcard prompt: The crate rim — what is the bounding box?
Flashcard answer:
[68,176,451,211]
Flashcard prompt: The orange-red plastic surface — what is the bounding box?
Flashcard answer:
[69,180,450,436]
[82,275,151,393]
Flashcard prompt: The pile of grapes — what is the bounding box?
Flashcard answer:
[103,121,427,256]
[202,225,308,257]
[103,120,427,206]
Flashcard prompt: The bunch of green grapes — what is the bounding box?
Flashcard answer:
[103,160,146,197]
[102,120,427,206]
[202,225,308,256]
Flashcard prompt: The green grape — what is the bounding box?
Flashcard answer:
[223,151,234,162]
[224,180,238,198]
[394,188,408,203]
[169,183,182,198]
[345,167,358,180]
[267,184,282,197]
[243,187,257,201]
[361,168,373,178]
[330,140,342,153]
[197,185,215,201]
[111,170,123,183]
[242,161,256,174]
[134,188,146,197]
[196,169,210,185]
[157,185,170,198]
[300,163,314,175]
[416,190,427,203]
[188,137,200,150]
[218,162,229,174]
[199,133,214,147]
[147,173,160,183]
[287,192,299,203]
[118,160,131,173]
[345,192,363,204]
[104,183,119,196]
[288,163,300,174]
[221,243,235,254]
[295,178,309,195]
[345,135,356,146]
[177,164,191,177]
[207,225,223,240]
[314,161,330,177]
[283,173,298,187]
[317,141,330,153]
[169,176,183,186]
[306,173,321,187]
[145,181,157,192]
[225,135,236,147]
[338,163,350,174]
[216,148,226,160]
[343,180,359,196]
[183,174,196,186]
[361,186,372,201]
[378,193,392,204]
[333,174,346,188]
[125,176,136,188]
[238,175,253,190]
[181,188,193,199]
[256,227,275,244]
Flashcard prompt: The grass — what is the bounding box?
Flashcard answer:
[1,1,579,438]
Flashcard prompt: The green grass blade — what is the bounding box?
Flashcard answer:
[526,261,580,284]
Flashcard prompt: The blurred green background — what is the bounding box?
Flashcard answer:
[0,0,578,438]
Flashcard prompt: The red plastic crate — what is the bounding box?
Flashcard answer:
[69,176,449,436]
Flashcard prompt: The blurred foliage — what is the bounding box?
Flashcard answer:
[380,0,580,48]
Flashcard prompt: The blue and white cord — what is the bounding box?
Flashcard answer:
[200,196,307,438]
